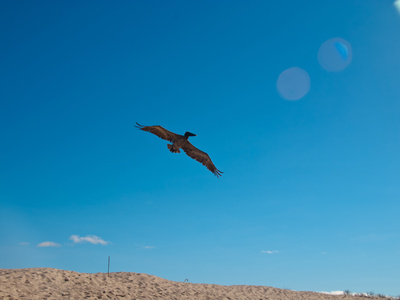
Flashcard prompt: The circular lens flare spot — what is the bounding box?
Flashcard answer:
[276,67,310,101]
[394,0,400,15]
[318,37,353,72]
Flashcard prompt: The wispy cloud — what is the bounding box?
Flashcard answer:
[143,246,155,249]
[19,242,30,246]
[70,235,109,245]
[261,250,279,254]
[38,241,61,247]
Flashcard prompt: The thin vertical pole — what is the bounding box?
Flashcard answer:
[108,256,110,277]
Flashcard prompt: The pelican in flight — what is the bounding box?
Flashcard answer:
[135,122,223,177]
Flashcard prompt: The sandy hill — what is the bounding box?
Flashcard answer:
[0,268,368,299]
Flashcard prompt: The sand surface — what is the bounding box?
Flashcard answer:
[0,268,368,299]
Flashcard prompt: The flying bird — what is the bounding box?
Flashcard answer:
[135,122,223,177]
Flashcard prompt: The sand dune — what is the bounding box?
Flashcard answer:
[0,268,368,299]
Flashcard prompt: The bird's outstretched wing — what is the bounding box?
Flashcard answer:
[135,122,181,142]
[181,141,223,177]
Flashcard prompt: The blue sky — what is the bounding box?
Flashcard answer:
[1,0,400,296]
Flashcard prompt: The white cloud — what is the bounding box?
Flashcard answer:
[143,246,155,249]
[261,250,279,254]
[70,235,108,245]
[38,241,61,247]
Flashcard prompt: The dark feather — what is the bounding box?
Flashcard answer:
[135,122,181,142]
[181,141,223,178]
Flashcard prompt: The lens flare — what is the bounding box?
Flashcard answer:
[276,67,310,101]
[395,0,400,14]
[318,38,352,72]
[334,42,348,61]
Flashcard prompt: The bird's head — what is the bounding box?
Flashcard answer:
[184,132,196,137]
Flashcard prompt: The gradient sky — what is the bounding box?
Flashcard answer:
[1,0,400,296]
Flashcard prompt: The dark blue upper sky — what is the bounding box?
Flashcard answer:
[1,0,400,296]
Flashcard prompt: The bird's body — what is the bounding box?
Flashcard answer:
[135,123,223,177]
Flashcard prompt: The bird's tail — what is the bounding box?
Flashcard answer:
[167,144,180,153]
